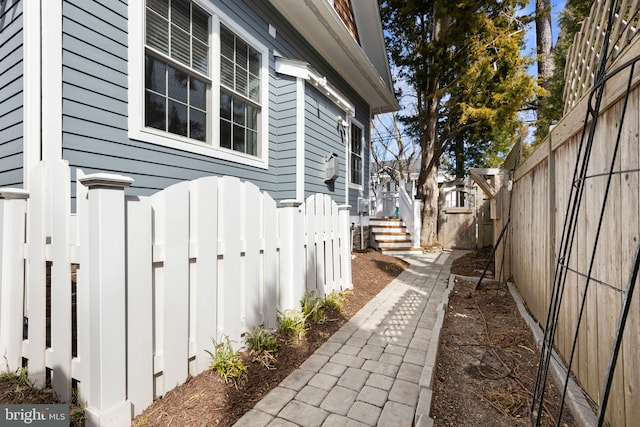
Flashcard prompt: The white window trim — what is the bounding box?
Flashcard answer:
[348,118,364,191]
[128,1,270,169]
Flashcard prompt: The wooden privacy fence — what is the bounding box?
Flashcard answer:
[0,160,352,426]
[506,34,640,427]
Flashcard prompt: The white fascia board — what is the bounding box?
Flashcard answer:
[351,0,394,90]
[275,57,355,116]
[269,0,398,114]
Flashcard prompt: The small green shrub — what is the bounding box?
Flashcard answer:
[301,291,327,324]
[277,309,306,345]
[243,326,279,369]
[206,336,247,385]
[384,262,404,273]
[321,290,350,315]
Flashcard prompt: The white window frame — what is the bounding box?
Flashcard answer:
[349,118,364,190]
[128,0,270,169]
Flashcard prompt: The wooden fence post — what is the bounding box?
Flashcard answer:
[279,200,304,311]
[338,205,352,290]
[79,173,133,427]
[0,189,29,373]
[548,127,556,298]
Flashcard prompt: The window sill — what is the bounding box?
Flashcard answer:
[128,127,269,170]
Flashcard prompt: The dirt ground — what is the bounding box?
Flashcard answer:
[431,248,577,426]
[0,248,579,426]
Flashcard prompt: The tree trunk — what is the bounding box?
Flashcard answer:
[417,154,439,247]
[416,87,442,247]
[536,0,554,89]
[415,6,446,248]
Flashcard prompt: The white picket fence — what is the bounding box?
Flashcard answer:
[0,160,352,426]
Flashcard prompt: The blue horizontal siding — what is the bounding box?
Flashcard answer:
[0,0,23,187]
[304,85,345,203]
[60,0,374,211]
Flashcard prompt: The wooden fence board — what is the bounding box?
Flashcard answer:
[75,169,90,403]
[0,189,28,373]
[151,181,191,395]
[620,87,640,427]
[306,195,318,295]
[245,182,263,330]
[220,176,245,345]
[262,195,278,329]
[586,115,604,402]
[25,162,48,387]
[126,195,153,416]
[189,177,220,374]
[48,160,72,402]
[596,102,625,424]
[330,200,340,293]
[324,195,335,294]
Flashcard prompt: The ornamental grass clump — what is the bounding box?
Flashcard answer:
[300,291,327,324]
[277,309,306,345]
[243,326,279,369]
[321,290,350,315]
[206,336,247,385]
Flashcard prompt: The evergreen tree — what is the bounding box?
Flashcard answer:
[379,0,535,246]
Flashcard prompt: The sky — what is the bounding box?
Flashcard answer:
[522,0,567,75]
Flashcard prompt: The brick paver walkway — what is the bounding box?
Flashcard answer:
[234,250,463,427]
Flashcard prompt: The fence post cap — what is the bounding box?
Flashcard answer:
[280,199,303,208]
[338,204,352,211]
[0,188,30,199]
[79,173,134,189]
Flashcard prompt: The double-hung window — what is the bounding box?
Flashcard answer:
[145,0,210,141]
[350,122,363,186]
[219,25,261,156]
[131,0,269,168]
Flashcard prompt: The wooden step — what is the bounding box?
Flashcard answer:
[379,246,424,254]
[373,232,411,241]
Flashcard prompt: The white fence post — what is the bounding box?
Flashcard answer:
[79,173,133,427]
[412,198,422,248]
[279,200,304,311]
[0,189,29,373]
[338,205,352,290]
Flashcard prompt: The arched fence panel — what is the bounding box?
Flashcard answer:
[0,162,352,426]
